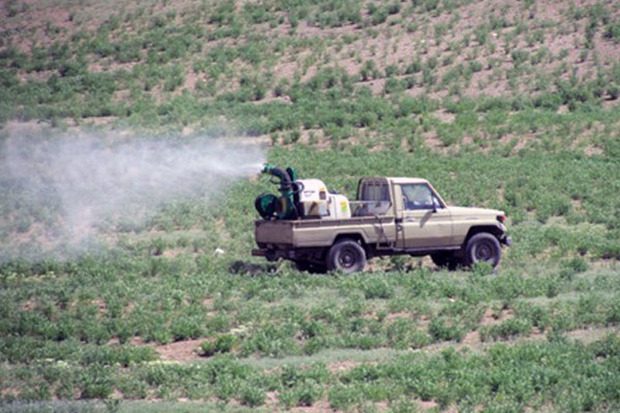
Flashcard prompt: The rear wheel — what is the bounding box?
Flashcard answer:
[463,233,501,268]
[326,239,366,274]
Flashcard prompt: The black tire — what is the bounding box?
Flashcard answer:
[326,239,367,274]
[430,252,459,270]
[463,233,501,268]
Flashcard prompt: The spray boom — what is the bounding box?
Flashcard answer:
[261,164,297,185]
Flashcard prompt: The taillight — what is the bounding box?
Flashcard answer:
[497,215,506,223]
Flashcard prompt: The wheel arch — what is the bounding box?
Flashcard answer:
[462,225,503,247]
[333,233,367,249]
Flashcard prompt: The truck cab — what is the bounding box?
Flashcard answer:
[355,177,452,249]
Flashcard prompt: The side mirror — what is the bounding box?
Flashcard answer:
[432,197,440,213]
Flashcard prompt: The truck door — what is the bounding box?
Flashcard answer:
[357,178,398,247]
[395,183,453,249]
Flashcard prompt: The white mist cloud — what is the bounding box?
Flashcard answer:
[1,126,266,259]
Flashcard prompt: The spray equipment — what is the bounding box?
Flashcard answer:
[254,164,351,221]
[255,164,300,220]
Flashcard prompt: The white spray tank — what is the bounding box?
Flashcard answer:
[295,179,350,219]
[327,193,351,219]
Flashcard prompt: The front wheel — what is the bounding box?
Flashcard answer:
[326,239,367,274]
[463,233,501,268]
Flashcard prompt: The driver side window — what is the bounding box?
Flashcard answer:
[401,184,434,210]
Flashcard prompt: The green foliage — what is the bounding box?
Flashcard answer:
[278,363,327,408]
[360,59,380,81]
[511,49,529,66]
[429,317,464,342]
[239,382,265,406]
[480,318,532,341]
[360,275,394,299]
[604,19,620,42]
[201,334,237,357]
[239,324,298,357]
[367,4,389,26]
[308,0,362,28]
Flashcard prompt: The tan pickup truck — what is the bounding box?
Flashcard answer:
[252,176,511,273]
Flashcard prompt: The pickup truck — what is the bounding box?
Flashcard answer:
[252,176,511,273]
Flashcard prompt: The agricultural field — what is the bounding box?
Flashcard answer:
[1,0,620,412]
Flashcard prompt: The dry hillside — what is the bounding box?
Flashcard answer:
[1,0,619,152]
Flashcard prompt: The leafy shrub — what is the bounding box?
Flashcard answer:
[604,20,620,41]
[201,334,237,357]
[405,59,423,75]
[240,382,265,407]
[309,0,361,28]
[240,325,298,357]
[361,276,394,299]
[511,49,530,66]
[429,317,464,342]
[279,372,323,409]
[162,64,185,92]
[472,262,494,277]
[360,60,380,81]
[422,67,436,86]
[170,315,203,341]
[384,78,404,94]
[329,385,362,411]
[605,301,620,324]
[560,257,588,280]
[385,64,399,78]
[81,345,157,367]
[480,318,532,341]
[367,4,388,25]
[79,366,114,399]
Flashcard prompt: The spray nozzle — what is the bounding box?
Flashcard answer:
[261,163,276,174]
[260,165,297,182]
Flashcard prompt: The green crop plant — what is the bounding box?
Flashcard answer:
[479,317,533,341]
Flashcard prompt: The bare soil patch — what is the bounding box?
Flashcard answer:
[327,360,362,374]
[419,399,440,411]
[290,399,334,412]
[566,326,619,344]
[109,336,202,363]
[421,130,445,153]
[154,338,203,362]
[385,312,412,322]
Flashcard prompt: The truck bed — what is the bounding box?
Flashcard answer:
[254,215,396,249]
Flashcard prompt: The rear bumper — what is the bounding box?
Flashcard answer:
[251,248,266,257]
[500,235,512,246]
[252,248,296,262]
[252,247,326,265]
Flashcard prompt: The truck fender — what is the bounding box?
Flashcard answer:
[462,225,504,247]
[332,233,367,252]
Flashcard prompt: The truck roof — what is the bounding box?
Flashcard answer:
[385,177,431,184]
[360,177,430,184]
